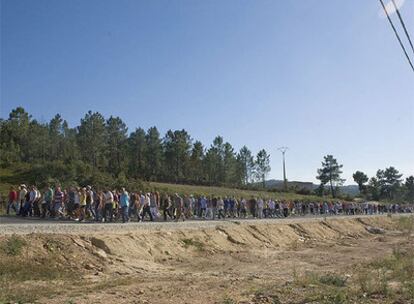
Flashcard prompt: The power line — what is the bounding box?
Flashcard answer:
[391,0,414,55]
[378,0,414,72]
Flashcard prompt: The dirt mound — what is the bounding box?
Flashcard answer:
[0,216,398,275]
[1,215,411,304]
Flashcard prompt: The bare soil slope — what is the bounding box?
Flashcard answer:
[1,215,413,304]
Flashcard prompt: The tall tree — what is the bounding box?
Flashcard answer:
[368,177,381,201]
[189,141,204,183]
[237,146,254,185]
[316,155,345,198]
[127,128,147,179]
[203,136,225,185]
[26,120,49,162]
[404,176,414,202]
[223,142,239,185]
[254,149,271,188]
[6,107,31,161]
[145,127,163,181]
[376,167,403,200]
[106,116,128,176]
[163,129,192,182]
[352,171,368,194]
[61,121,80,163]
[77,111,107,168]
[48,114,64,161]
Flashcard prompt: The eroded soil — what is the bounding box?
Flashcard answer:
[1,215,413,304]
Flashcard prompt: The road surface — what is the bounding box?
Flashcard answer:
[0,213,410,235]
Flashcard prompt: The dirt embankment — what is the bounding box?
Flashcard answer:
[1,215,413,304]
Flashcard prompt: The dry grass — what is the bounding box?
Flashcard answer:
[0,235,77,303]
[148,181,324,201]
[245,237,414,304]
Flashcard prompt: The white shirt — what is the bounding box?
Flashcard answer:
[20,189,27,201]
[104,191,114,204]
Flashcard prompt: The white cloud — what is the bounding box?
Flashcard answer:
[379,0,405,18]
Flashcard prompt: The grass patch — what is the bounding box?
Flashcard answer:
[0,241,77,303]
[0,263,75,303]
[319,274,347,287]
[222,297,236,304]
[181,238,205,251]
[0,235,27,256]
[396,216,414,237]
[92,276,134,290]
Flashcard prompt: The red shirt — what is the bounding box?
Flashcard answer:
[8,191,17,201]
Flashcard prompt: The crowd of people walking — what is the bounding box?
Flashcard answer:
[4,184,413,223]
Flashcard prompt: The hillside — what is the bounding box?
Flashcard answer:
[259,179,360,196]
[0,167,329,203]
[147,182,324,201]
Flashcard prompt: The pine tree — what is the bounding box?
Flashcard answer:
[352,171,368,194]
[127,128,147,179]
[145,127,163,181]
[189,141,204,183]
[77,111,107,168]
[316,155,345,198]
[237,146,254,185]
[106,116,128,177]
[254,149,271,188]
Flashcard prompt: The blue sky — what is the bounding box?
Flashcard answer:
[1,0,413,184]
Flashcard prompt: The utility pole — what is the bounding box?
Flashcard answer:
[278,147,289,191]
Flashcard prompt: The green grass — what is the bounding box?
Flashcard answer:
[0,235,27,256]
[318,274,347,287]
[181,238,205,251]
[222,297,237,304]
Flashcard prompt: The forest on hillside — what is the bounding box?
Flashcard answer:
[0,107,270,188]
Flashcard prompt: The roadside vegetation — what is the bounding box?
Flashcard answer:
[233,246,414,304]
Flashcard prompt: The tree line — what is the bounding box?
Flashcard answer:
[0,107,271,188]
[314,154,413,202]
[353,168,414,202]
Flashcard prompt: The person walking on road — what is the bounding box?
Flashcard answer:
[103,190,114,222]
[119,188,130,223]
[174,193,185,222]
[141,193,153,221]
[41,185,53,218]
[6,186,18,215]
[161,193,173,221]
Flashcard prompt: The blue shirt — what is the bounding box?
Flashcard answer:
[200,198,207,209]
[120,192,130,207]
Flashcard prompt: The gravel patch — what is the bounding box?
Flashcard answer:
[0,214,406,235]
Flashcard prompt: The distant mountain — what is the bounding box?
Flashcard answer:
[254,179,360,196]
[261,179,314,190]
[338,185,360,196]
